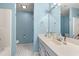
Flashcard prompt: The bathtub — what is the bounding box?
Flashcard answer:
[0,47,11,56]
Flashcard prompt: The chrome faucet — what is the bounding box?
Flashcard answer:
[44,32,52,38]
[57,38,62,42]
[63,34,67,45]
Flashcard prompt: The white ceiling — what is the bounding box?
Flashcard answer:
[61,3,79,16]
[16,3,34,12]
[16,3,79,15]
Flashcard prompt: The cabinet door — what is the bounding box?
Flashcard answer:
[39,42,46,56]
[45,51,50,56]
[39,43,50,56]
[39,40,57,56]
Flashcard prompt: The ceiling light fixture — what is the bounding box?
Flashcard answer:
[53,3,57,5]
[58,3,61,6]
[22,5,26,9]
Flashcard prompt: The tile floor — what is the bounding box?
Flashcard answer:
[16,43,39,56]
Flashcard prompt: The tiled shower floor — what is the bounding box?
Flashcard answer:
[16,43,39,56]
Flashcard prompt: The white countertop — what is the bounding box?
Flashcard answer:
[38,34,79,56]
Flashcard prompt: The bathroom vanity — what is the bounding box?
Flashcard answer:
[39,37,57,56]
[38,34,79,56]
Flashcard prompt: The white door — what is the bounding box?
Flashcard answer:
[73,17,79,36]
[0,9,12,55]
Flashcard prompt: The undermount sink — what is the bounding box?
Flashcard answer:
[42,34,67,45]
[48,37,67,45]
[52,39,63,45]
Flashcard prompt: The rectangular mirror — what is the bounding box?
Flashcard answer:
[61,3,79,39]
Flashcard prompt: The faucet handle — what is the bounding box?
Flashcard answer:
[63,36,67,45]
[65,33,69,37]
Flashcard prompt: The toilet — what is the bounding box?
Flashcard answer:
[16,40,19,44]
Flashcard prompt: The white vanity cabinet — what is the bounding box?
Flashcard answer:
[38,34,79,56]
[39,38,57,56]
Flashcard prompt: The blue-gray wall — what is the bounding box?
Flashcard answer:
[61,16,69,36]
[0,3,16,56]
[34,3,49,52]
[16,11,33,43]
[69,8,79,37]
[50,5,61,33]
[34,3,61,52]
